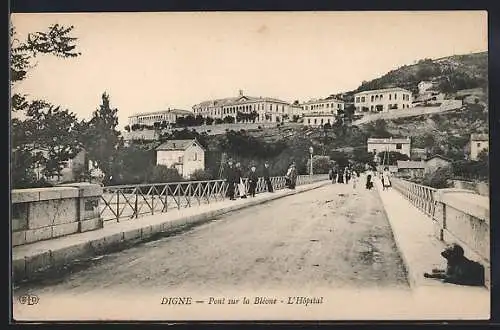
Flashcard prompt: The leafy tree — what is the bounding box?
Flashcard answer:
[223,116,235,124]
[306,155,331,174]
[10,23,81,187]
[206,117,214,125]
[366,119,391,138]
[80,93,122,183]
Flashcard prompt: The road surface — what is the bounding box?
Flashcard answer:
[15,182,408,296]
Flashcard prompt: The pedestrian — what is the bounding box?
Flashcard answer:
[235,162,247,199]
[263,161,274,193]
[248,164,259,197]
[365,167,374,190]
[337,166,344,184]
[352,170,359,189]
[382,167,392,191]
[331,166,337,184]
[289,162,298,189]
[345,167,351,185]
[225,159,237,200]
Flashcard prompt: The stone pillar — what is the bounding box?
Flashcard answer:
[59,183,103,233]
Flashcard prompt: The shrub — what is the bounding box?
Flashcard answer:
[422,166,453,189]
[190,169,214,181]
[148,165,183,183]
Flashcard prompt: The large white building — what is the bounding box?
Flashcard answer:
[367,137,412,158]
[156,139,205,179]
[192,90,298,123]
[128,108,193,127]
[300,97,344,115]
[354,87,413,113]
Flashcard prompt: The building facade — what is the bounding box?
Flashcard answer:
[302,113,337,127]
[354,87,413,113]
[367,137,411,158]
[128,108,193,127]
[192,90,296,123]
[470,133,489,161]
[299,97,344,115]
[156,139,205,179]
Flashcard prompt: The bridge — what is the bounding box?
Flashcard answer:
[11,173,489,320]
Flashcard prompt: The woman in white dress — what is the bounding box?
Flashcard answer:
[382,167,392,191]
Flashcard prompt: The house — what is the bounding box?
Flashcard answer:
[128,108,193,128]
[156,139,205,179]
[424,154,452,174]
[354,87,413,113]
[470,133,489,161]
[367,137,411,158]
[396,160,427,179]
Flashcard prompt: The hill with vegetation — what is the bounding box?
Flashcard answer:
[339,51,487,102]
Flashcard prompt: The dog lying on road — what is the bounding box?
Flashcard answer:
[423,243,485,286]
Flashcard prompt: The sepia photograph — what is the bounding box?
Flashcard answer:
[10,10,490,321]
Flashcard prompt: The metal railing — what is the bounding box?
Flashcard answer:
[100,174,329,222]
[391,177,438,218]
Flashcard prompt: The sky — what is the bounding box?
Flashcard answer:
[11,11,487,130]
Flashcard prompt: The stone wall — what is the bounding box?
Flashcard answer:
[452,180,489,197]
[11,183,103,246]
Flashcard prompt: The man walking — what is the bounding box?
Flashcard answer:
[263,161,274,193]
[248,164,259,197]
[225,159,237,200]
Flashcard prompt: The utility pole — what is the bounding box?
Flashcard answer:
[218,152,227,179]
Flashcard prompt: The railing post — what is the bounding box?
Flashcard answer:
[116,190,120,223]
[151,186,154,216]
[135,188,138,219]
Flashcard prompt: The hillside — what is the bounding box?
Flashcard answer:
[340,51,487,101]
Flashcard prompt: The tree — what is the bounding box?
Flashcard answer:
[81,93,122,182]
[11,23,82,187]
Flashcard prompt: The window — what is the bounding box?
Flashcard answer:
[477,143,481,148]
[178,156,183,163]
[396,143,402,150]
[395,93,397,100]
[327,104,330,108]
[308,119,311,124]
[380,95,383,100]
[194,153,198,161]
[356,97,360,103]
[361,97,365,102]
[371,95,374,102]
[389,94,392,100]
[314,119,317,124]
[321,118,324,124]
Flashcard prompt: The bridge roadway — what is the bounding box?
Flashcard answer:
[15,182,408,296]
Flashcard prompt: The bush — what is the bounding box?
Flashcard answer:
[190,169,214,181]
[422,166,453,189]
[148,165,183,183]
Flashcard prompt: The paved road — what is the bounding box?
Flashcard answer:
[15,182,408,295]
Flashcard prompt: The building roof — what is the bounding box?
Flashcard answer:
[156,139,205,151]
[471,133,488,141]
[425,154,452,162]
[397,161,426,169]
[367,137,411,144]
[300,97,344,105]
[354,87,411,95]
[193,94,291,109]
[130,109,192,118]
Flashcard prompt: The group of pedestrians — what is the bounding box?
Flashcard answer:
[224,159,274,200]
[328,165,358,187]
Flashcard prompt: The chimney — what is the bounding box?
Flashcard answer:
[239,90,243,97]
